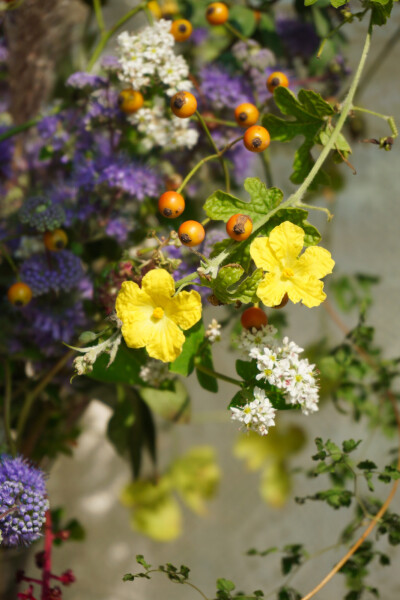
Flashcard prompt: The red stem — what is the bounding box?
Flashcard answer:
[41,511,53,600]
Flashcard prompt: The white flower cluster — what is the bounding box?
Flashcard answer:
[205,319,221,343]
[128,100,198,151]
[238,323,278,355]
[230,326,320,436]
[117,20,192,94]
[248,334,320,416]
[117,21,199,151]
[230,387,276,436]
[139,359,173,388]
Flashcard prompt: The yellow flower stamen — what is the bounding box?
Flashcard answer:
[282,267,294,278]
[152,307,165,319]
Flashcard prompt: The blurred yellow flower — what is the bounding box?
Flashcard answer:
[250,221,334,308]
[116,269,202,363]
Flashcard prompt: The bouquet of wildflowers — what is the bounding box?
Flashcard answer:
[1,0,399,599]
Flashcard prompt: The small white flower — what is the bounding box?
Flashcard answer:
[205,319,221,343]
[230,387,276,436]
[139,359,173,388]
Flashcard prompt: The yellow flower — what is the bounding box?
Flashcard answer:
[250,221,335,308]
[116,269,202,363]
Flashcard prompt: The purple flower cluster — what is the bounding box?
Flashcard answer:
[20,250,83,295]
[19,197,65,232]
[22,300,87,354]
[0,455,49,547]
[199,65,253,110]
[66,71,107,90]
[96,156,161,199]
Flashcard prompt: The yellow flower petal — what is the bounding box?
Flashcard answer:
[165,290,202,330]
[268,221,304,264]
[146,317,186,362]
[141,269,175,306]
[250,237,280,272]
[120,312,155,349]
[288,275,326,308]
[296,246,335,279]
[256,273,289,307]
[115,281,153,324]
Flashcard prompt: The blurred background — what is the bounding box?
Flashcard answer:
[3,1,400,598]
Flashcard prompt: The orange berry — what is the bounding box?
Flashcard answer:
[178,220,205,247]
[170,91,197,118]
[7,282,33,307]
[226,214,253,241]
[118,89,144,114]
[206,2,229,25]
[43,229,68,251]
[243,125,270,152]
[266,71,289,94]
[165,173,183,191]
[170,19,193,42]
[158,191,185,219]
[234,103,259,128]
[241,307,268,330]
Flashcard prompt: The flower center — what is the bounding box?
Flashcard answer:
[152,307,164,319]
[282,267,295,278]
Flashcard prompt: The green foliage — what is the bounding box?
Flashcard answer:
[263,87,339,185]
[88,341,145,386]
[107,390,156,478]
[170,321,205,377]
[210,263,263,304]
[204,178,282,225]
[195,342,219,393]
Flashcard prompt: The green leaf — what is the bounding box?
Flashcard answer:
[89,341,145,386]
[258,207,321,246]
[235,359,259,381]
[122,574,135,582]
[203,177,283,224]
[357,460,378,471]
[107,392,156,478]
[370,0,393,25]
[170,321,205,376]
[139,379,190,422]
[195,344,219,393]
[217,579,236,593]
[342,439,362,453]
[136,555,151,569]
[263,87,334,185]
[229,5,256,37]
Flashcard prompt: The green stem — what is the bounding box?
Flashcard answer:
[315,9,367,59]
[288,19,372,207]
[352,105,398,138]
[174,272,199,289]
[0,242,19,276]
[207,20,373,274]
[17,349,75,445]
[3,361,16,456]
[260,149,273,187]
[0,104,64,143]
[296,202,333,220]
[195,363,242,387]
[93,0,105,32]
[192,115,238,128]
[143,4,154,25]
[87,2,147,71]
[176,135,243,195]
[224,21,247,42]
[196,111,230,193]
